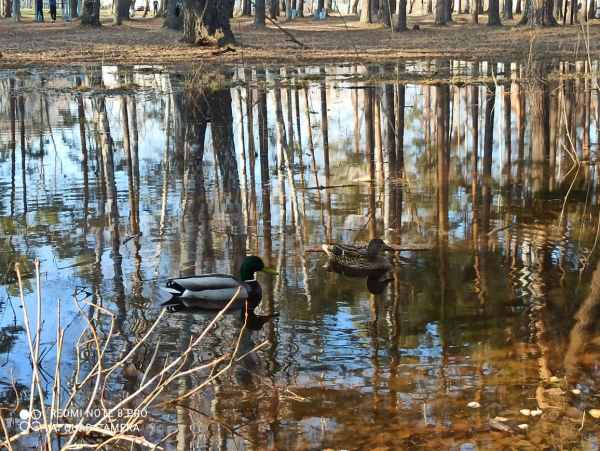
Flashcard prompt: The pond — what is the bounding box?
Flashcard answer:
[1,60,600,449]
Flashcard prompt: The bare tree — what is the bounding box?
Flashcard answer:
[181,0,236,46]
[4,0,12,18]
[445,0,452,21]
[241,0,251,15]
[255,0,266,23]
[396,0,407,29]
[360,0,372,21]
[163,0,183,28]
[472,0,479,21]
[380,0,391,26]
[80,0,101,25]
[435,0,446,24]
[487,0,501,24]
[114,0,130,24]
[519,0,557,25]
[504,0,513,17]
[267,0,278,18]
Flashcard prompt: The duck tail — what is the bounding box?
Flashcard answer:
[161,279,185,295]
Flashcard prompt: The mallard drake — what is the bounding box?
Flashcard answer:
[322,238,395,271]
[161,256,278,310]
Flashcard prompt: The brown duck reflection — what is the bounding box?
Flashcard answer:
[324,260,394,295]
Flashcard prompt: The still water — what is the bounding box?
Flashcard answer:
[1,61,600,449]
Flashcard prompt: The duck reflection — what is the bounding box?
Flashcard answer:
[163,301,277,331]
[324,260,394,295]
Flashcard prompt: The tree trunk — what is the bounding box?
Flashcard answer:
[588,0,595,18]
[360,0,372,21]
[114,0,130,24]
[163,0,184,29]
[351,0,359,13]
[80,0,101,25]
[297,0,304,15]
[396,0,407,29]
[504,0,513,17]
[241,0,251,15]
[487,0,501,24]
[371,0,379,18]
[445,0,452,20]
[285,0,291,18]
[70,0,78,17]
[254,0,266,23]
[380,0,391,26]
[519,0,557,25]
[472,0,479,22]
[267,0,278,18]
[515,0,522,13]
[435,0,446,23]
[181,0,236,46]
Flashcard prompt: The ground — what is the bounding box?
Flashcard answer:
[0,12,599,70]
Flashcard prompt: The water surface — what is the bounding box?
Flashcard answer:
[1,61,600,449]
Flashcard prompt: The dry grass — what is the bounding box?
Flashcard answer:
[1,11,599,70]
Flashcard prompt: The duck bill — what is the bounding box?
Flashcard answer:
[383,244,397,252]
[262,266,279,275]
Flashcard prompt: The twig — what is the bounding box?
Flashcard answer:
[304,243,431,252]
[299,184,358,190]
[249,0,307,48]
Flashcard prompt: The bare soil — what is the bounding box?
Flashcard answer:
[1,13,599,70]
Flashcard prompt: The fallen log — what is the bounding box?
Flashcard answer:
[304,243,431,253]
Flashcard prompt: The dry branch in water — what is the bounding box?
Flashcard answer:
[304,244,431,253]
[0,267,281,450]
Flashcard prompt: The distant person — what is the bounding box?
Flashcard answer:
[35,0,44,21]
[153,0,158,14]
[49,0,57,22]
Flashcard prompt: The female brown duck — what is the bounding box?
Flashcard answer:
[322,238,395,271]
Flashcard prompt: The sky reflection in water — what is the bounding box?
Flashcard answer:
[0,62,599,449]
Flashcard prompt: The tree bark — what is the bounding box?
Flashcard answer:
[445,0,452,21]
[181,0,236,46]
[360,0,372,21]
[267,0,278,18]
[163,0,183,29]
[241,0,251,15]
[435,0,446,24]
[471,0,479,22]
[70,0,78,17]
[396,0,407,29]
[254,0,266,23]
[80,0,101,25]
[487,0,501,24]
[5,0,13,18]
[380,0,391,26]
[519,0,557,25]
[504,0,513,17]
[114,0,130,24]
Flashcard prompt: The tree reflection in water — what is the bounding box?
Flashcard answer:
[0,61,599,449]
